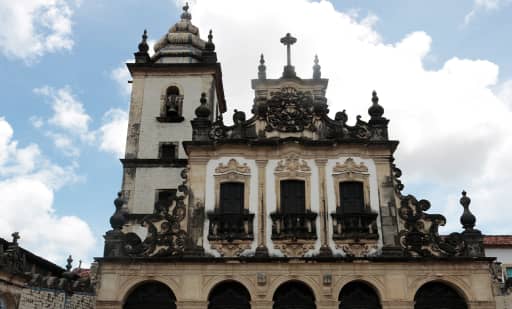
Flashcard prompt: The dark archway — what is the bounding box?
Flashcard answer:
[208,280,251,309]
[124,281,176,309]
[273,280,316,309]
[339,281,381,309]
[414,281,468,309]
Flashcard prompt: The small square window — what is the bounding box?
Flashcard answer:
[160,143,176,160]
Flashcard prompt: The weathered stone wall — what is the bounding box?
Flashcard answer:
[18,287,95,309]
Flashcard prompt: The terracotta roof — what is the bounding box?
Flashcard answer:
[483,235,512,247]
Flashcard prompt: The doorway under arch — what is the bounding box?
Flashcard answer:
[123,281,176,309]
[208,280,251,309]
[414,281,468,309]
[338,281,381,309]
[273,280,316,309]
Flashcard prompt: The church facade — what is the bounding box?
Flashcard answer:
[95,4,498,309]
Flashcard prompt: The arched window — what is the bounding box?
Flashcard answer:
[124,281,176,309]
[339,281,381,309]
[158,86,184,122]
[208,281,251,309]
[414,282,467,309]
[273,281,316,309]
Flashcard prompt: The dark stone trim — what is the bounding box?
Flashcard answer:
[127,62,226,113]
[184,139,399,154]
[95,255,496,263]
[120,158,188,168]
[156,116,185,123]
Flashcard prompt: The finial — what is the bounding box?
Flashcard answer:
[258,54,266,80]
[110,191,127,230]
[66,255,73,271]
[368,90,384,119]
[181,2,192,20]
[137,29,149,53]
[11,232,20,245]
[460,190,476,232]
[313,54,321,79]
[195,92,211,118]
[205,29,215,51]
[78,260,82,270]
[280,33,297,78]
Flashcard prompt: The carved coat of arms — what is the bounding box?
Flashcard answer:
[265,87,315,132]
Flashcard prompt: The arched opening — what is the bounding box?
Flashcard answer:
[208,280,251,309]
[123,281,176,309]
[414,281,468,309]
[164,86,183,119]
[338,281,381,309]
[273,280,315,309]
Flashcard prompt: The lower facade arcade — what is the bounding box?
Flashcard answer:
[95,260,496,309]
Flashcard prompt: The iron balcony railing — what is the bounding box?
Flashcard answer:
[207,211,254,241]
[270,211,318,240]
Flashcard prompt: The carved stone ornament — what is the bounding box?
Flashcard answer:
[333,158,369,174]
[215,159,251,175]
[393,165,465,257]
[124,168,193,257]
[275,153,311,175]
[337,242,378,258]
[210,241,252,257]
[265,87,315,133]
[274,241,315,257]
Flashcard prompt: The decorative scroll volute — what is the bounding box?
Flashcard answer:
[333,158,368,175]
[275,153,311,176]
[215,159,251,175]
[265,87,315,133]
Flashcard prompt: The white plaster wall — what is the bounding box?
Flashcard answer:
[265,159,321,257]
[137,75,215,159]
[325,157,383,255]
[486,248,512,264]
[131,167,183,213]
[203,157,259,257]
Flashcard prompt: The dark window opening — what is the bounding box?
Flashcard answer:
[220,182,244,214]
[339,281,381,309]
[414,282,467,309]
[340,181,365,213]
[160,143,176,160]
[124,281,176,309]
[280,180,306,214]
[155,189,176,212]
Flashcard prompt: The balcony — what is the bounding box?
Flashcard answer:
[207,211,254,242]
[270,211,318,240]
[331,210,378,240]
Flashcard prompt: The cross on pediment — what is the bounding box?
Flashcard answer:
[280,33,297,78]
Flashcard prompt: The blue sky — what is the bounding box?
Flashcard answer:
[0,0,511,266]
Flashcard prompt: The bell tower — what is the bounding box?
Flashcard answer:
[121,2,226,217]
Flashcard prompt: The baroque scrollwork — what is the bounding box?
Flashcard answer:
[393,164,465,257]
[124,168,191,257]
[264,87,315,132]
[215,159,250,174]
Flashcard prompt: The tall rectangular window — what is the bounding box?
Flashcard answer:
[280,180,306,214]
[219,182,244,214]
[340,181,365,213]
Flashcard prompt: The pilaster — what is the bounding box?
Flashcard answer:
[255,159,269,256]
[315,159,332,256]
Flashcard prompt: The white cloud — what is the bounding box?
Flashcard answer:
[111,64,132,97]
[98,108,128,157]
[464,0,511,25]
[34,86,94,143]
[0,0,77,62]
[184,0,512,234]
[0,117,95,264]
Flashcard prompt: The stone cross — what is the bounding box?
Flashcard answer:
[11,232,20,245]
[280,33,297,67]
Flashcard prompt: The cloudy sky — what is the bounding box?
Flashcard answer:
[0,0,511,266]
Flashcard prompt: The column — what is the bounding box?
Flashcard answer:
[255,159,269,256]
[315,159,332,256]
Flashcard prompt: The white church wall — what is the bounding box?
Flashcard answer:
[131,167,183,213]
[202,157,259,257]
[325,157,383,255]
